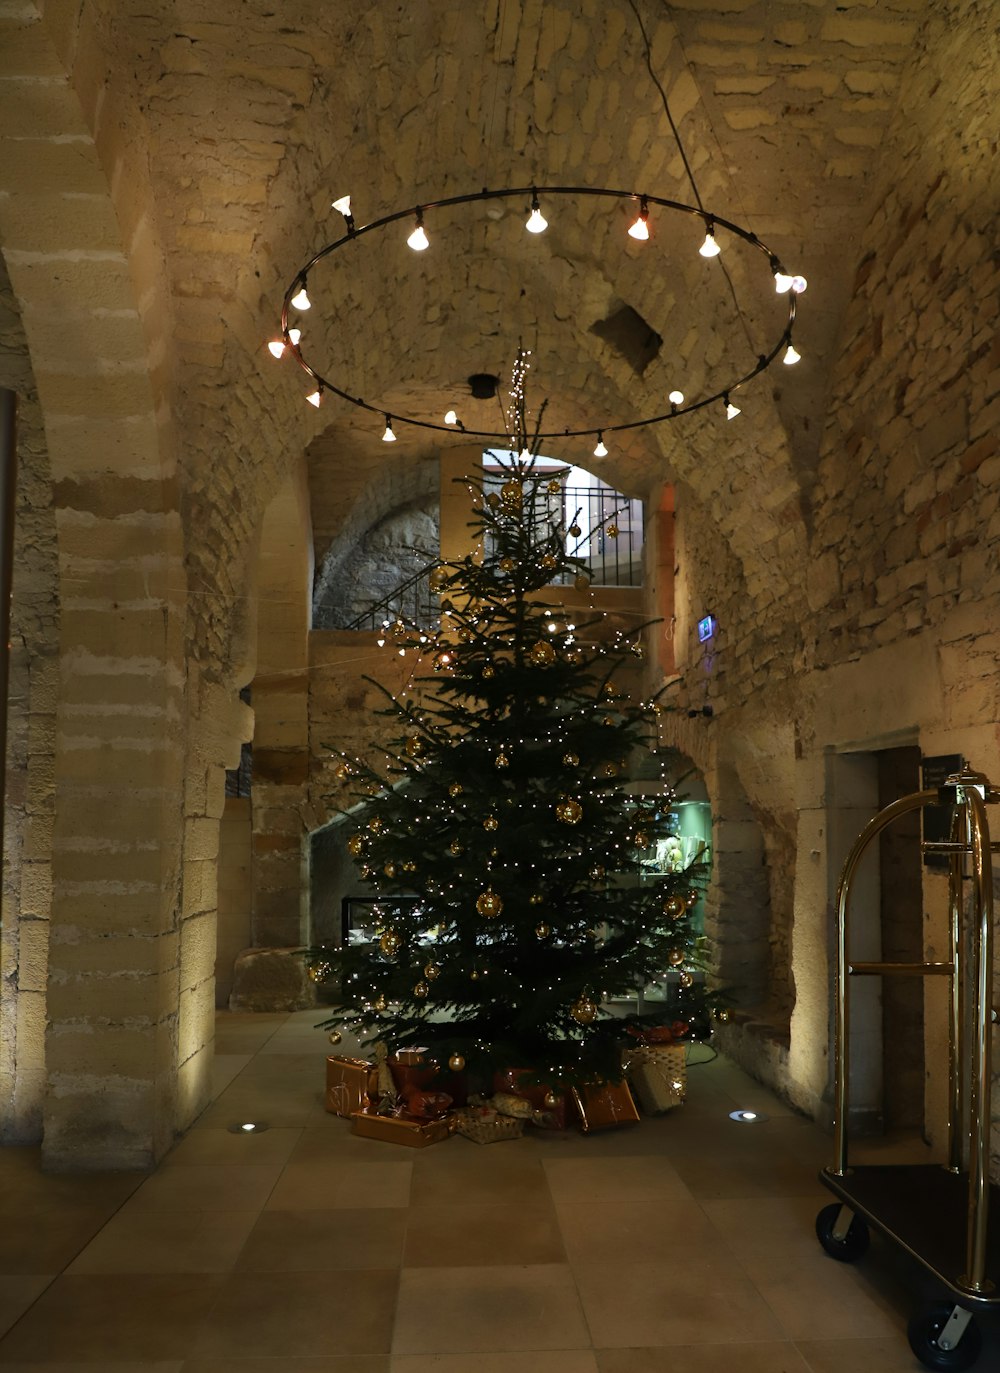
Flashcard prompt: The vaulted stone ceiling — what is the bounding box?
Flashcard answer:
[54,0,944,647]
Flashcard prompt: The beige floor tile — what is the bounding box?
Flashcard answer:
[0,1364,183,1373]
[190,1270,398,1359]
[0,1150,142,1214]
[0,1206,117,1275]
[666,1148,826,1201]
[67,1209,260,1275]
[393,1265,591,1354]
[237,1209,407,1271]
[409,1148,549,1209]
[266,1161,412,1210]
[699,1195,827,1259]
[796,1334,942,1371]
[211,1055,254,1095]
[543,1156,691,1205]
[183,1359,388,1372]
[404,1201,566,1266]
[289,1126,427,1165]
[163,1127,302,1168]
[0,1274,224,1361]
[748,1253,903,1340]
[0,1276,53,1339]
[595,1343,811,1372]
[392,1354,599,1373]
[557,1198,719,1265]
[123,1164,282,1213]
[573,1259,783,1347]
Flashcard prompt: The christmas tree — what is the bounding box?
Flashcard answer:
[310,443,721,1091]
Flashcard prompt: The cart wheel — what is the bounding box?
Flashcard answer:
[907,1303,982,1372]
[814,1203,869,1262]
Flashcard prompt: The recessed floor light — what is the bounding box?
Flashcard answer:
[729,1109,767,1123]
[228,1121,269,1134]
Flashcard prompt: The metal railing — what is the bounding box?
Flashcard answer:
[344,560,442,632]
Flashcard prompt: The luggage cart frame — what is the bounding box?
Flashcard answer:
[817,766,1000,1371]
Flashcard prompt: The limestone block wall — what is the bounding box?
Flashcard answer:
[216,797,252,1008]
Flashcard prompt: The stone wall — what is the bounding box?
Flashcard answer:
[314,498,440,629]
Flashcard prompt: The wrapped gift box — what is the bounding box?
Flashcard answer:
[350,1108,452,1148]
[325,1055,379,1118]
[493,1068,570,1130]
[623,1044,687,1114]
[452,1107,525,1145]
[572,1079,640,1132]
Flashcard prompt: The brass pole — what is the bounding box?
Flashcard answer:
[962,786,994,1293]
[947,807,964,1174]
[0,390,17,893]
[831,790,937,1177]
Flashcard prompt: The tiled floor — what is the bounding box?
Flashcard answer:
[0,1011,996,1372]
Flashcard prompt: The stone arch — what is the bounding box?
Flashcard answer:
[0,4,189,1166]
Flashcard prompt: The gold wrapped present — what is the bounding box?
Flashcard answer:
[325,1056,379,1118]
[452,1107,525,1145]
[351,1109,452,1148]
[572,1079,640,1132]
[623,1044,687,1115]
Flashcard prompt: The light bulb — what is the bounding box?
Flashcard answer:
[382,416,397,442]
[444,409,458,425]
[668,390,684,405]
[627,211,649,240]
[306,386,322,408]
[593,434,608,458]
[774,271,793,294]
[332,194,352,216]
[783,342,801,365]
[407,211,429,251]
[288,328,301,346]
[791,275,808,294]
[725,398,741,420]
[291,282,311,310]
[526,194,548,234]
[267,339,286,358]
[699,225,721,258]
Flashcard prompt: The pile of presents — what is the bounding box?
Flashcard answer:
[326,1025,691,1148]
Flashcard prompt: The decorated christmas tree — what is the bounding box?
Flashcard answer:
[310,439,721,1092]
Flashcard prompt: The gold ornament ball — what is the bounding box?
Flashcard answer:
[373,994,388,1012]
[495,751,509,769]
[379,930,402,957]
[402,860,417,873]
[470,968,483,981]
[606,522,620,538]
[347,834,364,857]
[335,761,353,781]
[563,751,579,767]
[500,479,523,507]
[428,567,448,591]
[540,553,557,570]
[574,574,590,592]
[499,556,515,572]
[476,889,504,918]
[405,735,424,757]
[535,922,551,939]
[484,814,499,832]
[449,782,464,797]
[668,949,685,966]
[678,971,695,989]
[716,1008,732,1024]
[663,895,687,918]
[603,679,619,697]
[543,1089,559,1108]
[529,893,544,905]
[424,962,440,981]
[602,762,618,777]
[384,862,398,878]
[413,981,429,998]
[590,865,606,881]
[686,888,700,906]
[368,817,384,833]
[530,640,556,666]
[483,664,495,678]
[486,492,501,509]
[570,996,599,1025]
[556,798,583,825]
[547,479,562,494]
[633,830,651,848]
[448,1053,466,1072]
[569,524,582,538]
[449,839,464,856]
[328,1030,343,1046]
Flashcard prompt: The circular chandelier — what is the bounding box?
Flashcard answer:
[270,184,808,454]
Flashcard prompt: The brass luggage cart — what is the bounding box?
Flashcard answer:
[816,767,999,1371]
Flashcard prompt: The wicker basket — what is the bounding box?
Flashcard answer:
[453,1109,526,1145]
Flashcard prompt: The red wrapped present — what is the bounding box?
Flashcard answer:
[572,1079,640,1132]
[350,1108,451,1148]
[389,1049,439,1096]
[325,1056,378,1118]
